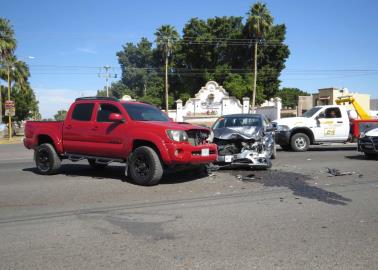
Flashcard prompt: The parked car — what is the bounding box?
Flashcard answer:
[24,97,217,185]
[210,114,276,169]
[358,127,378,158]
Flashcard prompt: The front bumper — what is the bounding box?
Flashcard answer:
[165,142,218,165]
[274,131,291,145]
[358,136,378,154]
[216,152,271,168]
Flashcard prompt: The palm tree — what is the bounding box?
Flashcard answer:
[1,57,30,85]
[155,25,179,112]
[246,2,273,112]
[0,18,16,123]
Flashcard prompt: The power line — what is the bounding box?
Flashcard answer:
[28,64,378,72]
[98,66,117,97]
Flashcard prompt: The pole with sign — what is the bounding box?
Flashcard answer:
[7,66,13,140]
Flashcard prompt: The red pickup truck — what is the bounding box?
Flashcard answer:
[24,97,217,185]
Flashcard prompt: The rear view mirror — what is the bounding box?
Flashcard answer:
[109,113,124,123]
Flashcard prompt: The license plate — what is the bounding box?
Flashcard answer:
[225,155,233,162]
[201,148,209,156]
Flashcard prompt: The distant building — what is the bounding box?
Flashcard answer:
[298,87,371,116]
[371,99,378,110]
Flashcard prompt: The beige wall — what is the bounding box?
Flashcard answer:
[297,96,313,116]
[298,87,371,115]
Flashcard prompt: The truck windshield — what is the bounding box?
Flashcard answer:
[123,103,169,122]
[302,107,321,118]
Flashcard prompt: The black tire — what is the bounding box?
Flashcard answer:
[34,143,61,175]
[88,159,108,169]
[128,146,163,186]
[290,133,310,152]
[280,144,292,151]
[271,143,277,159]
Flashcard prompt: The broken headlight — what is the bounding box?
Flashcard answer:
[276,125,290,132]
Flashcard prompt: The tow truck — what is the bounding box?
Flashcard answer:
[336,96,378,157]
[273,95,378,152]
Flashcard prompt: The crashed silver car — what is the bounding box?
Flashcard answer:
[210,114,276,169]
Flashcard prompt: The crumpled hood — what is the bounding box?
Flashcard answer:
[365,127,378,137]
[213,126,263,141]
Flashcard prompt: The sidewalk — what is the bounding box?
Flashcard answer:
[0,135,23,145]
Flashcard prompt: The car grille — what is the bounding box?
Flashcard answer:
[359,136,378,151]
[187,129,209,146]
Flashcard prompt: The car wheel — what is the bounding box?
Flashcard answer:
[34,143,61,175]
[88,159,108,169]
[290,133,310,152]
[128,146,163,186]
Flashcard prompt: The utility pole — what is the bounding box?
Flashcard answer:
[7,65,12,140]
[251,40,258,113]
[98,65,117,97]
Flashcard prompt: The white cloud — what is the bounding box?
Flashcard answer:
[34,88,97,119]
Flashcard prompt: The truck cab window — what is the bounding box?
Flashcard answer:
[325,108,341,118]
[97,104,121,122]
[72,103,94,121]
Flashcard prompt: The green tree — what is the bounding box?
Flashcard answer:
[54,110,67,121]
[0,18,16,123]
[245,2,273,111]
[155,25,179,112]
[0,83,39,122]
[116,38,153,97]
[97,81,134,99]
[113,4,289,109]
[277,87,309,108]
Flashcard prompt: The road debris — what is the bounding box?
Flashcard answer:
[327,168,353,177]
[241,174,256,182]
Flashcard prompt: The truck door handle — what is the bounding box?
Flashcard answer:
[337,121,343,123]
[92,126,98,131]
[65,125,72,130]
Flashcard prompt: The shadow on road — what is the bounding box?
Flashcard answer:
[277,145,356,152]
[345,154,378,161]
[22,163,207,185]
[229,169,352,205]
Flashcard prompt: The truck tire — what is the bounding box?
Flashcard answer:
[88,159,108,169]
[290,133,310,152]
[34,143,61,175]
[128,146,163,186]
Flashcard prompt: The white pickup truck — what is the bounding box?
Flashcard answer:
[273,105,351,151]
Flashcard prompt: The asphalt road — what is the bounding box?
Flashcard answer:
[0,143,377,270]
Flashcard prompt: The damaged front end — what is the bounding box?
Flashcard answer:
[212,126,274,169]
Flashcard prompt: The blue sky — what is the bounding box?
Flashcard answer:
[1,0,378,117]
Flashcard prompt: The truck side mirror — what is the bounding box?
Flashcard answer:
[109,113,125,123]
